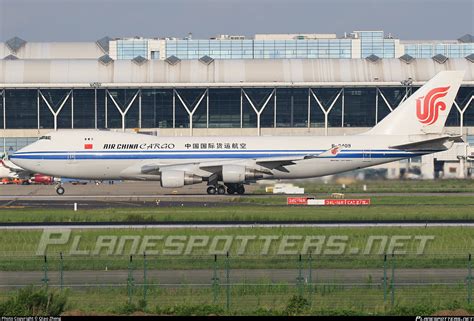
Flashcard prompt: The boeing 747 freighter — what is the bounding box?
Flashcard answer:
[10,71,465,195]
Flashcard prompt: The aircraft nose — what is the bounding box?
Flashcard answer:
[9,147,35,170]
[9,151,26,167]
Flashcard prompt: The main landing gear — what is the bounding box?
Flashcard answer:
[207,183,245,195]
[55,184,65,195]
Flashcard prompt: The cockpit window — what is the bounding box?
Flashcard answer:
[39,136,51,140]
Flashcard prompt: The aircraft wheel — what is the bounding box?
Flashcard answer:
[236,185,245,195]
[207,186,217,195]
[56,186,65,196]
[217,185,226,195]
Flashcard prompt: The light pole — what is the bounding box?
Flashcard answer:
[400,78,413,97]
[2,89,6,158]
[90,82,102,129]
[400,78,414,177]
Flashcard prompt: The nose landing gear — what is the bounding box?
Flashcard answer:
[55,184,65,195]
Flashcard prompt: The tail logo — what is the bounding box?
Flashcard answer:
[416,86,450,125]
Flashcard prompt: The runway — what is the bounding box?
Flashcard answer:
[2,181,474,201]
[0,199,242,209]
[0,268,468,288]
[2,220,474,229]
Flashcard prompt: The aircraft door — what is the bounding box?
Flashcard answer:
[67,152,76,164]
[362,149,371,162]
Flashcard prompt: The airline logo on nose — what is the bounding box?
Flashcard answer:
[84,144,93,149]
[416,86,450,125]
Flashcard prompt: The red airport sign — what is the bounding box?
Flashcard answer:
[287,197,370,206]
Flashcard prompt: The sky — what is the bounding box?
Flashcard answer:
[0,0,473,42]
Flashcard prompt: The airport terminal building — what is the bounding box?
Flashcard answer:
[1,31,473,179]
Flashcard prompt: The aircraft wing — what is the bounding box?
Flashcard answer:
[200,147,341,172]
[198,155,310,174]
[154,148,339,174]
[123,147,340,180]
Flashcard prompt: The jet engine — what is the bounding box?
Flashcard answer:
[160,170,202,188]
[221,165,263,183]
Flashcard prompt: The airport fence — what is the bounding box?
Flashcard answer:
[0,253,473,314]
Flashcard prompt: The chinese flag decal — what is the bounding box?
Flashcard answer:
[84,144,93,150]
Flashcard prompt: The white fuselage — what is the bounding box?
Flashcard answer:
[9,71,464,188]
[10,130,433,181]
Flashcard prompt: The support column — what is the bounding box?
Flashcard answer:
[174,89,207,136]
[376,88,395,112]
[206,88,209,129]
[273,88,277,129]
[105,89,108,129]
[37,89,40,130]
[2,89,5,131]
[39,89,72,131]
[242,88,275,136]
[240,88,243,129]
[172,89,176,129]
[341,88,345,128]
[94,88,98,129]
[307,88,311,130]
[107,90,140,132]
[375,87,379,124]
[456,96,474,136]
[139,89,142,129]
[2,90,5,155]
[421,154,435,180]
[310,88,343,136]
[71,89,74,129]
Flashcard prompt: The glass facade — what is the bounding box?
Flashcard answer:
[357,31,396,58]
[2,86,472,132]
[140,89,174,128]
[165,39,352,59]
[405,43,474,58]
[116,39,149,59]
[276,89,309,128]
[110,31,474,60]
[208,89,241,128]
[4,90,37,129]
[343,88,376,127]
[1,137,38,154]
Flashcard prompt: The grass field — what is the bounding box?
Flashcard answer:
[0,226,472,270]
[1,189,474,315]
[2,195,474,223]
[0,283,473,316]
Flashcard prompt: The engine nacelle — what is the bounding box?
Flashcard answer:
[160,170,202,188]
[221,165,263,183]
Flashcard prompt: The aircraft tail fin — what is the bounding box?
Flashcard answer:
[367,71,465,136]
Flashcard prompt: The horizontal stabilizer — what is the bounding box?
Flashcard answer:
[390,135,463,151]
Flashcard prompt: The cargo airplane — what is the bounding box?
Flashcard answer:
[10,71,465,195]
